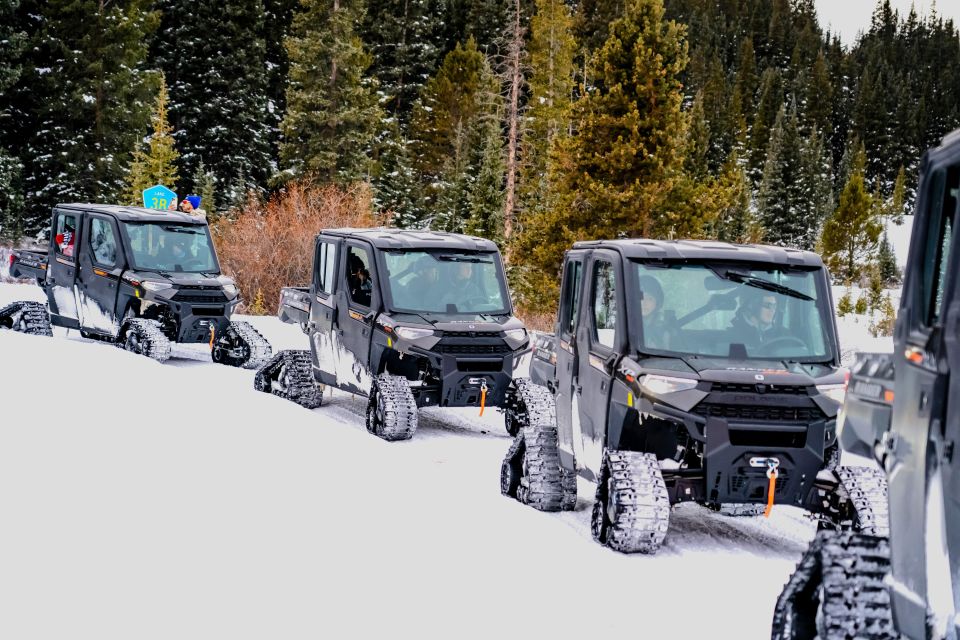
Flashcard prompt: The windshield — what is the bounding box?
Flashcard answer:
[382,250,509,314]
[123,223,218,273]
[632,262,833,361]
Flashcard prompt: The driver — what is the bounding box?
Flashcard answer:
[729,289,782,347]
[638,275,667,348]
[406,256,440,310]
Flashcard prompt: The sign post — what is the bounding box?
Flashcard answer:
[142,185,178,211]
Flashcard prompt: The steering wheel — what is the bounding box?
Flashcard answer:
[757,336,807,354]
[180,258,205,269]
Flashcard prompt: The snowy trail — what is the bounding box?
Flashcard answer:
[0,282,821,639]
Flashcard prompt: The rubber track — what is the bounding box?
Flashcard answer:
[254,350,323,409]
[507,379,577,511]
[122,319,172,362]
[500,431,525,497]
[369,373,418,441]
[772,531,896,640]
[503,377,539,437]
[230,321,273,369]
[593,451,670,554]
[0,301,52,336]
[837,466,889,537]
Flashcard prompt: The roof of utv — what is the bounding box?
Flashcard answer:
[321,228,499,252]
[56,203,206,225]
[571,238,825,268]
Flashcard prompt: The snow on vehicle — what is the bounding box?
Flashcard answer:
[772,129,960,639]
[255,228,531,441]
[500,239,888,554]
[0,203,271,366]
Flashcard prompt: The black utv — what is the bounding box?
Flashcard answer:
[772,129,960,640]
[500,239,887,553]
[0,204,271,366]
[256,228,530,440]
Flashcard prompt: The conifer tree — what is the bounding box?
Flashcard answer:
[0,0,25,240]
[13,0,157,235]
[465,111,505,241]
[373,124,420,225]
[151,0,272,200]
[522,0,698,310]
[820,145,882,283]
[191,160,217,219]
[877,229,899,284]
[756,104,806,247]
[749,68,783,181]
[714,151,761,244]
[281,0,382,185]
[409,38,499,227]
[123,75,180,206]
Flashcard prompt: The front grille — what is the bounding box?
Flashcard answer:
[441,330,502,338]
[693,403,825,423]
[173,291,227,303]
[457,359,504,372]
[731,471,789,496]
[437,343,512,355]
[710,382,810,395]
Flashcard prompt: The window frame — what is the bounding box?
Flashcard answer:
[344,241,376,310]
[558,257,583,340]
[53,211,79,261]
[588,257,620,353]
[87,215,120,269]
[314,238,338,298]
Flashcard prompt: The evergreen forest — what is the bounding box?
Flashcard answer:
[1,0,958,313]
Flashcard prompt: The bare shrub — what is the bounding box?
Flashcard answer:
[213,181,383,314]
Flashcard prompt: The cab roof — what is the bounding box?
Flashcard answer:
[56,203,206,225]
[320,228,499,252]
[570,238,825,268]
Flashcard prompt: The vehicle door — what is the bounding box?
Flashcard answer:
[887,152,959,638]
[333,241,380,395]
[46,209,82,328]
[575,252,626,479]
[554,253,586,475]
[76,214,124,335]
[309,236,340,387]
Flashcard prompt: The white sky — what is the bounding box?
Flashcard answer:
[814,0,960,44]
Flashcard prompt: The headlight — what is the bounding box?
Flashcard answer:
[503,328,527,341]
[140,280,173,292]
[222,283,239,298]
[816,383,847,404]
[395,326,434,340]
[639,374,698,396]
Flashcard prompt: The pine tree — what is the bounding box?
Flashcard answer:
[361,0,445,121]
[523,0,696,310]
[887,165,907,224]
[150,0,272,200]
[281,0,382,185]
[877,229,899,284]
[192,160,217,219]
[0,0,26,240]
[123,75,180,206]
[714,151,761,244]
[820,145,882,283]
[13,0,157,236]
[373,124,420,225]
[264,0,298,160]
[409,38,498,227]
[464,111,505,242]
[756,104,809,248]
[749,67,784,181]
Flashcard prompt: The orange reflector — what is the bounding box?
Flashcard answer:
[907,349,924,364]
[209,325,215,350]
[884,390,895,403]
[479,385,487,417]
[764,468,778,518]
[625,374,635,383]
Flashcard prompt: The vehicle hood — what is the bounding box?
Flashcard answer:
[390,312,524,332]
[641,356,843,385]
[128,271,226,288]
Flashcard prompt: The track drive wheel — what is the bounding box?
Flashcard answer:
[366,373,418,441]
[591,450,670,554]
[120,319,171,362]
[213,321,272,369]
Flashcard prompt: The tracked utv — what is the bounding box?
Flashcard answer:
[0,204,271,366]
[772,130,960,639]
[256,228,530,440]
[501,239,887,554]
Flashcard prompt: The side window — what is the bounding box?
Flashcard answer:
[315,241,337,296]
[54,212,78,259]
[922,166,958,325]
[559,260,583,337]
[346,245,374,308]
[591,260,617,349]
[89,218,118,267]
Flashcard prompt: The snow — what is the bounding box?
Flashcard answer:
[0,281,883,639]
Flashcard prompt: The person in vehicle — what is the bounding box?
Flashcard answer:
[348,254,372,306]
[404,256,440,309]
[638,275,668,348]
[728,290,782,347]
[56,220,76,257]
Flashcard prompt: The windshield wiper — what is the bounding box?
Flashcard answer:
[719,271,813,301]
[435,255,492,263]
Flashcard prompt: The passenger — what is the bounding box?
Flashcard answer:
[348,254,372,306]
[729,290,782,347]
[408,257,440,310]
[179,198,195,214]
[638,275,667,348]
[56,220,76,257]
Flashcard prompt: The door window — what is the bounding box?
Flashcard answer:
[54,213,78,259]
[316,241,337,296]
[346,245,374,308]
[559,259,583,338]
[921,166,959,326]
[89,218,118,267]
[591,261,618,349]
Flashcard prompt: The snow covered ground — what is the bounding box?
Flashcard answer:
[1,281,881,639]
